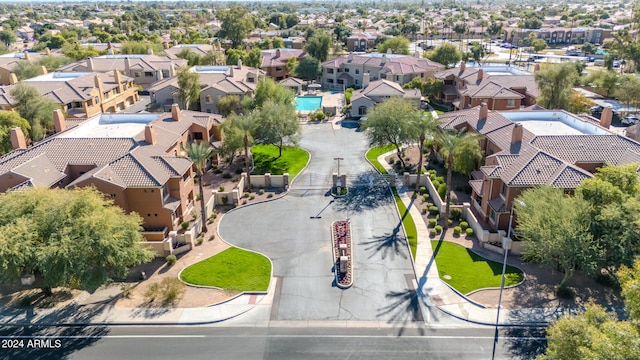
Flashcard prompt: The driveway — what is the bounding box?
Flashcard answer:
[218,124,418,321]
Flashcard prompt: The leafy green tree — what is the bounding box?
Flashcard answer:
[253,100,300,157]
[581,42,597,54]
[516,186,594,286]
[244,47,262,69]
[435,129,481,228]
[614,75,640,114]
[62,43,102,61]
[245,77,295,111]
[271,37,285,49]
[226,48,246,68]
[37,34,66,49]
[360,97,416,169]
[9,83,58,141]
[619,258,640,319]
[219,126,244,163]
[0,30,16,47]
[0,187,154,296]
[217,95,242,116]
[534,62,576,110]
[0,111,30,155]
[532,38,547,52]
[177,66,200,111]
[221,112,258,189]
[120,41,163,55]
[470,43,486,63]
[410,112,438,192]
[426,43,462,68]
[185,141,213,234]
[286,56,299,75]
[587,70,620,97]
[293,56,321,80]
[377,36,411,55]
[13,55,72,81]
[334,25,352,45]
[217,6,255,48]
[305,30,332,62]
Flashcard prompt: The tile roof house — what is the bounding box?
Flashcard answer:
[434,61,539,110]
[260,48,306,81]
[148,61,264,113]
[57,54,188,90]
[321,52,444,91]
[439,105,640,232]
[0,50,62,86]
[0,70,139,118]
[0,105,224,256]
[350,76,421,118]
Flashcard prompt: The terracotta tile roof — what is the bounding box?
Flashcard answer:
[488,196,507,212]
[469,179,484,195]
[11,153,66,187]
[530,135,640,165]
[438,107,512,134]
[322,54,444,74]
[463,81,525,99]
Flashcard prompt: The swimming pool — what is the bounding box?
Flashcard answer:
[295,96,323,111]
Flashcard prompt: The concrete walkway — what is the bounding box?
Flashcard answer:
[376,151,561,326]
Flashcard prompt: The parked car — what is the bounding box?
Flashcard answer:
[622,116,640,125]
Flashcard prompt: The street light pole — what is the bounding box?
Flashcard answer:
[334,157,344,176]
[491,200,523,360]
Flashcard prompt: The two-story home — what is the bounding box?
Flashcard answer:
[350,75,421,118]
[0,104,224,256]
[434,62,539,110]
[260,48,306,81]
[438,105,640,234]
[0,50,60,85]
[321,52,444,91]
[0,70,139,118]
[57,54,188,90]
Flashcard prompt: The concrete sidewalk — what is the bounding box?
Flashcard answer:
[376,151,558,326]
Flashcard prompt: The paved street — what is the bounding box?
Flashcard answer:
[218,124,417,321]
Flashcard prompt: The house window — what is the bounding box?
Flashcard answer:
[162,70,169,78]
[194,132,203,140]
[205,95,213,103]
[328,79,334,83]
[134,72,141,78]
[328,69,334,74]
[380,73,386,79]
[345,68,349,73]
[338,79,344,85]
[358,106,367,115]
[206,109,212,113]
[396,76,400,81]
[275,67,282,71]
[145,72,154,77]
[501,183,507,197]
[355,69,359,74]
[355,80,359,85]
[507,99,516,107]
[247,77,254,83]
[162,183,169,200]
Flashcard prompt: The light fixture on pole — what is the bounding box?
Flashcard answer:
[491,199,525,360]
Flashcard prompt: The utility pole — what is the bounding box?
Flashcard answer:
[334,157,344,176]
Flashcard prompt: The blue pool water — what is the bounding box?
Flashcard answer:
[295,96,323,111]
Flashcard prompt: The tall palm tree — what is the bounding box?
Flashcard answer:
[185,141,214,234]
[435,128,481,228]
[221,112,258,190]
[410,111,439,192]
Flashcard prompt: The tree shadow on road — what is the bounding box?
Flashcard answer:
[332,172,392,214]
[377,288,424,336]
[359,221,409,261]
[504,324,548,360]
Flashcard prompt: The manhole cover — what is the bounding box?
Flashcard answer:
[443,275,452,280]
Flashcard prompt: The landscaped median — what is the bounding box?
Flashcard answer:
[431,240,524,294]
[179,247,271,292]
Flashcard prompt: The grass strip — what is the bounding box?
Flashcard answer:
[365,144,395,174]
[392,188,417,260]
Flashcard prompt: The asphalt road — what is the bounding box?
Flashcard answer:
[219,124,417,321]
[0,325,548,360]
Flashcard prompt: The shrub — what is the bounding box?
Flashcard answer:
[315,111,325,121]
[195,193,202,201]
[451,208,462,221]
[465,228,474,237]
[196,236,204,245]
[388,158,395,164]
[181,221,189,230]
[219,186,225,191]
[190,210,197,220]
[222,172,232,179]
[242,200,247,205]
[435,176,445,184]
[166,254,177,266]
[453,226,462,236]
[221,195,229,205]
[144,283,160,303]
[435,225,443,234]
[267,193,273,198]
[232,177,239,183]
[428,218,437,227]
[437,183,447,200]
[460,221,468,230]
[556,285,575,300]
[419,186,427,194]
[249,195,255,200]
[258,189,265,195]
[422,194,429,202]
[432,180,440,189]
[411,192,418,199]
[428,206,439,216]
[422,207,428,214]
[209,234,216,241]
[429,229,437,237]
[159,278,185,305]
[447,219,453,226]
[242,191,250,198]
[308,112,316,121]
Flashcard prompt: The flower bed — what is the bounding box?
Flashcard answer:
[331,220,353,288]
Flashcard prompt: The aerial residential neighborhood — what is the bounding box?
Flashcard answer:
[0,1,639,359]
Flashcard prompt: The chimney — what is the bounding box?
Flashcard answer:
[169,63,175,77]
[268,43,274,50]
[44,47,50,55]
[113,70,124,93]
[8,73,17,85]
[348,52,353,61]
[124,57,131,75]
[164,42,169,49]
[414,50,421,58]
[171,103,181,121]
[147,48,153,55]
[381,53,387,65]
[534,63,541,72]
[511,123,523,144]
[600,107,612,129]
[144,124,156,145]
[237,58,242,69]
[87,57,94,71]
[40,65,47,75]
[479,102,488,120]
[23,51,30,61]
[362,72,370,88]
[460,61,466,72]
[229,66,234,77]
[94,75,104,103]
[275,49,281,58]
[476,69,484,82]
[107,41,112,50]
[157,69,164,80]
[10,127,26,149]
[53,109,66,133]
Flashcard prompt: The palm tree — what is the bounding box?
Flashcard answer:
[410,112,439,192]
[435,128,481,228]
[479,19,488,49]
[185,141,214,234]
[221,112,258,190]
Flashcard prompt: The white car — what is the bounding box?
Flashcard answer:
[622,116,639,125]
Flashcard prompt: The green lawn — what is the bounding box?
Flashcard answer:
[365,144,395,174]
[392,188,417,259]
[180,247,271,292]
[251,144,309,178]
[431,240,523,294]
